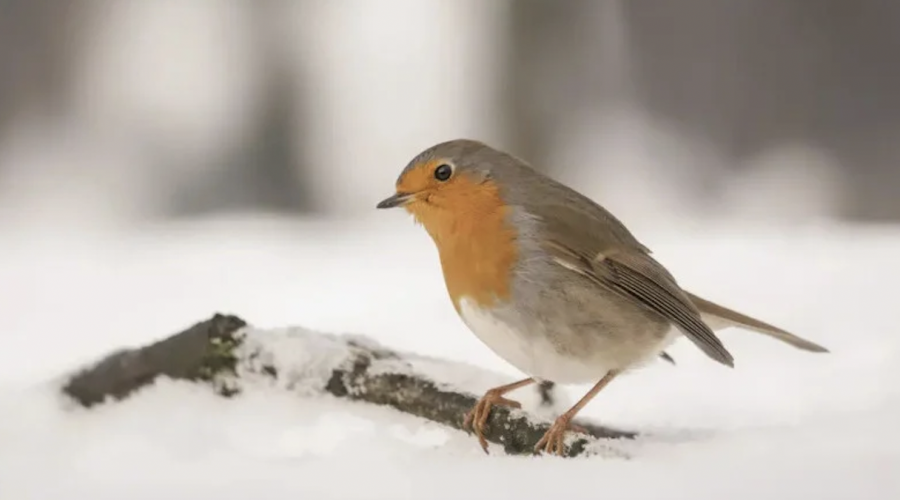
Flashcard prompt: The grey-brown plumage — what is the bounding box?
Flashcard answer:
[381,138,829,456]
[687,292,828,352]
[413,139,827,379]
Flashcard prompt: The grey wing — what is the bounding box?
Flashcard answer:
[600,252,735,366]
[544,240,735,367]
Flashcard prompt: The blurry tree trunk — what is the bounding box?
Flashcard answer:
[502,1,626,178]
[168,3,315,217]
[502,0,900,221]
[0,0,87,136]
[623,0,900,221]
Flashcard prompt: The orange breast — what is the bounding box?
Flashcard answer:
[408,178,518,312]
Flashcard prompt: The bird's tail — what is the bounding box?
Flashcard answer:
[686,291,829,353]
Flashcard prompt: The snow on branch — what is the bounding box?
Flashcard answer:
[61,314,637,457]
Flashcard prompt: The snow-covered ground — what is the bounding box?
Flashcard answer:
[1,212,898,499]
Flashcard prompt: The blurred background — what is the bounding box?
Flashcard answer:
[2,0,899,232]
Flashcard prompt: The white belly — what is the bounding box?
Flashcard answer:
[457,297,678,384]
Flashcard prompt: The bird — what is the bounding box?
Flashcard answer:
[376,139,829,456]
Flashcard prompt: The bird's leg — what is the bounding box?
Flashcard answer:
[534,370,619,456]
[464,377,535,453]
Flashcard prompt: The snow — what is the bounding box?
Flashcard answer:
[234,326,363,397]
[230,323,602,452]
[1,212,899,499]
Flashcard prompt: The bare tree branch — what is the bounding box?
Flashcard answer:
[62,314,637,457]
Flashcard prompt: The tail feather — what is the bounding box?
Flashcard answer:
[686,291,829,353]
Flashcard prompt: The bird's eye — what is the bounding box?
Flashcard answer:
[434,163,453,182]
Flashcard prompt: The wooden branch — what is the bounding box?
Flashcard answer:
[61,313,637,458]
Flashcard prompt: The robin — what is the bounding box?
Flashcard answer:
[376,139,829,456]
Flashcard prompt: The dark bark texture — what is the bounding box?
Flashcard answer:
[62,313,636,457]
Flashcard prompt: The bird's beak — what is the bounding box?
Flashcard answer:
[376,192,412,209]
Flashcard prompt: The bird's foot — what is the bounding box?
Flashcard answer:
[463,389,522,453]
[534,413,580,457]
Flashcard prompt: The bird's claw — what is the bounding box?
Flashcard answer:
[462,389,522,453]
[534,415,579,457]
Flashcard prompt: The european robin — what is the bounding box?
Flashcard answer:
[376,139,829,456]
